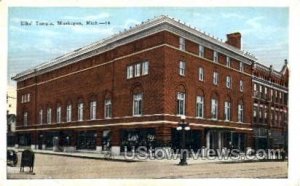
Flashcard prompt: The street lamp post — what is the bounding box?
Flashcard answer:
[176,115,190,166]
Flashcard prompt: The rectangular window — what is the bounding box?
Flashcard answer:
[27,94,30,102]
[135,64,141,77]
[240,62,244,72]
[39,109,43,124]
[240,80,244,92]
[56,106,61,123]
[211,98,218,119]
[213,72,219,85]
[47,108,52,124]
[78,102,84,121]
[238,104,244,122]
[177,92,186,115]
[213,51,218,62]
[199,67,204,81]
[196,96,204,118]
[105,99,112,119]
[127,65,133,79]
[226,76,232,88]
[67,104,72,122]
[199,45,204,57]
[90,101,97,120]
[23,112,28,126]
[226,57,231,67]
[224,101,231,121]
[142,61,149,75]
[179,61,185,76]
[179,37,185,51]
[133,93,143,116]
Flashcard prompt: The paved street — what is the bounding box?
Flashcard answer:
[7,153,288,179]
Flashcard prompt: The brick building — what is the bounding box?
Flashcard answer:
[252,61,289,150]
[12,15,286,155]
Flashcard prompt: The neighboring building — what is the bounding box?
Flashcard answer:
[7,113,16,147]
[11,15,286,154]
[7,86,17,115]
[252,61,289,150]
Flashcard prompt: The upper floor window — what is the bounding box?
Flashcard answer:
[179,37,185,51]
[133,93,143,116]
[127,66,133,79]
[67,104,72,122]
[56,106,61,123]
[224,101,231,121]
[23,112,28,126]
[239,62,244,72]
[47,108,52,124]
[238,103,244,122]
[90,101,97,120]
[240,80,244,92]
[213,51,218,62]
[135,63,141,77]
[213,72,219,85]
[179,61,185,76]
[211,98,218,120]
[39,109,43,124]
[78,102,84,121]
[21,93,31,103]
[199,45,204,57]
[105,99,112,119]
[226,76,232,89]
[196,96,204,118]
[142,61,149,75]
[199,67,204,81]
[127,61,149,79]
[259,85,262,93]
[226,57,231,67]
[177,92,186,115]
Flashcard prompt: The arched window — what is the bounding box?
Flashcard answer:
[47,107,52,124]
[78,99,84,121]
[66,102,72,122]
[176,84,186,116]
[238,100,244,123]
[224,96,231,121]
[211,93,219,120]
[196,89,204,118]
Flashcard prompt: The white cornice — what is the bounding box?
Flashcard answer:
[12,15,257,82]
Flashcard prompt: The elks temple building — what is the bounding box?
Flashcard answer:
[12,15,288,155]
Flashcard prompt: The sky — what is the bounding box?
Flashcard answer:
[7,7,289,86]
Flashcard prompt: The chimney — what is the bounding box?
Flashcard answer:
[225,32,241,49]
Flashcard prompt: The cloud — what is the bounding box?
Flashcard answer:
[221,13,245,19]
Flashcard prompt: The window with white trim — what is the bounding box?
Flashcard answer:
[226,56,231,67]
[199,67,204,81]
[211,98,218,120]
[39,109,43,124]
[199,45,204,57]
[66,104,72,122]
[239,62,244,72]
[226,76,232,88]
[213,72,219,85]
[127,65,133,79]
[177,92,185,115]
[105,99,112,119]
[78,102,84,121]
[179,37,185,51]
[213,51,218,62]
[47,108,52,124]
[23,112,28,126]
[224,101,231,121]
[179,61,185,76]
[133,93,143,116]
[196,96,204,118]
[142,61,149,75]
[238,103,244,122]
[240,80,244,92]
[135,63,141,77]
[56,106,61,123]
[90,101,97,120]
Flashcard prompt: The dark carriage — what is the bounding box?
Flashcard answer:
[20,149,35,172]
